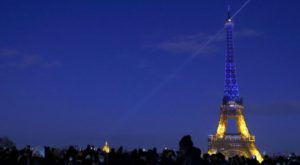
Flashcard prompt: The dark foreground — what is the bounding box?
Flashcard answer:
[0,135,299,165]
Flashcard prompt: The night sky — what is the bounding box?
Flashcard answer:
[0,0,300,153]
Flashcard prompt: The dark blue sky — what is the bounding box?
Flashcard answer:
[0,0,300,153]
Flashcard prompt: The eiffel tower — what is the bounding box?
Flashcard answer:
[208,6,263,163]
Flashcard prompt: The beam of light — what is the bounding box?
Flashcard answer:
[109,1,253,132]
[109,29,224,132]
[231,0,252,19]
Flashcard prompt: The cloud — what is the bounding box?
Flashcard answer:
[21,55,43,66]
[0,49,62,69]
[42,60,63,68]
[150,33,220,55]
[235,29,260,38]
[247,100,300,116]
[0,49,18,57]
[148,29,260,55]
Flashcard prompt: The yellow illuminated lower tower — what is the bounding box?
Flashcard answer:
[208,8,263,163]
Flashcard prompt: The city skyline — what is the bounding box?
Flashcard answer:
[0,0,300,154]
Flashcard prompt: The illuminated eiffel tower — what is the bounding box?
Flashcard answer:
[208,6,263,163]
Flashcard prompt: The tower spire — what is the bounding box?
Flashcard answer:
[227,1,231,20]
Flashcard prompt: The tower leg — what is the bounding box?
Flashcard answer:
[236,112,250,138]
[216,113,227,138]
[248,142,263,163]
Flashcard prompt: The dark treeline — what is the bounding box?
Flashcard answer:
[0,135,299,165]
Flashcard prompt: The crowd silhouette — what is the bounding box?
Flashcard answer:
[0,135,299,165]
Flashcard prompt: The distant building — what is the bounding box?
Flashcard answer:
[102,141,110,153]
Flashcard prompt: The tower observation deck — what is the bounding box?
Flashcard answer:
[208,7,263,163]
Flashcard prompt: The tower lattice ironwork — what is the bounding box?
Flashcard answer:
[208,8,263,163]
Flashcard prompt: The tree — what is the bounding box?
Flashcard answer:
[0,136,15,148]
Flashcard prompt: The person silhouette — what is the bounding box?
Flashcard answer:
[176,135,203,165]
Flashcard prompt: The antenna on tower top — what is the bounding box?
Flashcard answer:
[227,0,231,19]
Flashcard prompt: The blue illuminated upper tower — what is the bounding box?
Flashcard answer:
[222,8,243,105]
